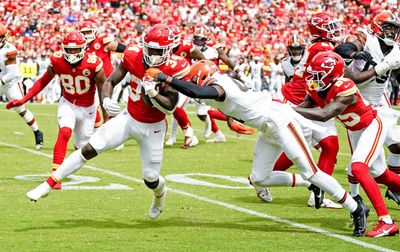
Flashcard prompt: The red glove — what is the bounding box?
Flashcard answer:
[6,99,25,109]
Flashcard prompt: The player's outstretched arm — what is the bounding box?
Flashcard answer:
[294,95,356,122]
[6,67,54,109]
[190,47,205,60]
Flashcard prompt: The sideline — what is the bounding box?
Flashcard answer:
[0,140,396,252]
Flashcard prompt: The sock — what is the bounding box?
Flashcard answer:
[317,136,339,175]
[374,169,400,191]
[208,110,227,121]
[388,152,400,174]
[348,174,360,197]
[94,107,103,129]
[250,171,310,187]
[173,107,191,130]
[169,117,179,140]
[52,127,72,167]
[184,126,194,137]
[210,117,219,133]
[351,162,388,217]
[273,152,293,171]
[308,171,357,212]
[22,110,39,131]
[46,174,61,188]
[153,176,165,197]
[53,149,87,180]
[379,215,394,224]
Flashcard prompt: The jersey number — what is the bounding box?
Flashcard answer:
[338,112,361,127]
[60,74,91,95]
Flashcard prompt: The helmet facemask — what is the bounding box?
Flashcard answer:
[288,46,305,62]
[80,28,96,44]
[63,44,86,64]
[193,35,208,50]
[143,41,170,67]
[379,22,400,46]
[0,32,7,48]
[323,20,344,43]
[306,68,332,92]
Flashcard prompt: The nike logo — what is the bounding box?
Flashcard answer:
[154,130,161,133]
[344,84,351,88]
[382,226,396,235]
[89,112,93,115]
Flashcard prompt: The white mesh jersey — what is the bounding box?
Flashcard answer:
[204,73,293,130]
[249,61,263,79]
[350,29,400,106]
[36,58,50,77]
[0,42,18,80]
[281,56,298,81]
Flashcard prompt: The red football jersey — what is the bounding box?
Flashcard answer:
[173,39,195,63]
[307,77,376,131]
[50,51,103,107]
[121,46,190,123]
[86,34,114,77]
[281,41,335,105]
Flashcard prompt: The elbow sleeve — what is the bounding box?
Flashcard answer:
[334,42,358,59]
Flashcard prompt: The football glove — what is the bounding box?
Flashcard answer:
[103,97,120,116]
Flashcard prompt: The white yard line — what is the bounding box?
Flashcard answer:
[0,140,396,252]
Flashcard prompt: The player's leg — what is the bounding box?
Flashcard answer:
[26,110,134,201]
[5,82,43,149]
[283,121,367,235]
[385,125,400,205]
[137,120,167,219]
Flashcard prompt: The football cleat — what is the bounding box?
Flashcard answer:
[255,186,273,202]
[307,192,342,209]
[149,189,167,220]
[53,181,62,190]
[26,182,51,202]
[115,144,124,151]
[165,137,176,146]
[229,121,255,135]
[308,184,324,209]
[385,189,400,205]
[34,130,44,150]
[203,125,212,139]
[206,133,226,143]
[352,194,370,217]
[366,220,399,237]
[182,135,199,149]
[351,203,369,237]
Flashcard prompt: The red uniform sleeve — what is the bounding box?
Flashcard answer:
[334,78,357,97]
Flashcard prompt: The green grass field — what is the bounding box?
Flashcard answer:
[1,103,399,252]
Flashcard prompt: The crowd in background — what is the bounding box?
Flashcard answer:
[0,0,399,100]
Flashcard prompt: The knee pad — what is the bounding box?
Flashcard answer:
[81,143,97,160]
[59,127,72,141]
[144,178,159,189]
[351,162,369,177]
[143,169,159,183]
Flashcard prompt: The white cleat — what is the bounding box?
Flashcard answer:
[203,127,212,139]
[182,135,199,148]
[35,144,43,150]
[307,192,342,209]
[26,182,51,202]
[165,137,176,146]
[149,190,167,220]
[205,134,226,143]
[255,186,273,202]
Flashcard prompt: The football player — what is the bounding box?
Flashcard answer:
[7,31,106,190]
[271,13,343,209]
[79,21,126,129]
[0,23,43,149]
[26,24,187,220]
[145,59,369,237]
[294,51,400,237]
[281,34,306,82]
[335,11,400,207]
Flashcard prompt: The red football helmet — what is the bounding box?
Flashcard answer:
[187,60,219,86]
[287,34,306,62]
[306,51,344,92]
[308,12,343,43]
[79,21,97,44]
[193,24,211,49]
[0,23,7,47]
[142,24,174,67]
[370,11,400,46]
[169,25,181,49]
[62,31,86,64]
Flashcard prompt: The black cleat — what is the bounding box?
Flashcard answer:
[351,203,369,237]
[34,130,43,150]
[352,194,370,217]
[385,189,400,205]
[308,184,324,209]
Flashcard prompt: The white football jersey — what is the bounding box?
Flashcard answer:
[36,58,50,77]
[281,56,298,81]
[250,61,263,79]
[202,46,219,61]
[350,29,400,106]
[204,73,293,130]
[0,42,18,80]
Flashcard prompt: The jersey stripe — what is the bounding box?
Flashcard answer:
[6,50,18,58]
[337,86,357,97]
[172,67,190,80]
[287,122,318,174]
[364,116,383,165]
[95,61,103,72]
